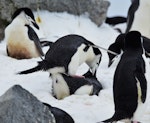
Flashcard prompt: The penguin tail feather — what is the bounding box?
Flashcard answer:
[102,118,114,123]
[17,61,46,74]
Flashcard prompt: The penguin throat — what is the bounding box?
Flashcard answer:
[48,67,65,74]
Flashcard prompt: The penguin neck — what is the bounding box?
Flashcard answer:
[48,67,65,75]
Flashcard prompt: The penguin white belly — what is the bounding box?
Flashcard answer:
[74,85,93,95]
[68,44,90,75]
[5,24,39,59]
[133,55,150,122]
[68,44,97,75]
[133,78,146,122]
[130,3,150,38]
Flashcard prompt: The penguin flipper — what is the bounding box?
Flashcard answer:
[25,25,44,56]
[135,59,147,103]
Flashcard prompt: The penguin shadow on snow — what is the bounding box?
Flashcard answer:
[100,31,148,123]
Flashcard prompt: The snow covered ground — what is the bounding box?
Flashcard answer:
[0,1,150,123]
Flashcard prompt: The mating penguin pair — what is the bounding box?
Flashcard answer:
[101,31,148,123]
[5,7,44,59]
[18,34,102,76]
[51,70,102,99]
[107,33,150,67]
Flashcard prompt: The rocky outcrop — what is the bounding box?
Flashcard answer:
[0,0,110,40]
[0,85,55,123]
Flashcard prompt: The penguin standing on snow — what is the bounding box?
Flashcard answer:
[125,0,139,33]
[18,34,102,76]
[102,31,147,123]
[126,0,150,38]
[50,70,103,99]
[5,7,44,59]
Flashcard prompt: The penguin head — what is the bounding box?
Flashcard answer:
[125,31,142,50]
[108,34,125,67]
[12,7,39,29]
[90,48,102,76]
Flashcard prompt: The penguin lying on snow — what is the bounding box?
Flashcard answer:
[51,70,102,100]
[18,34,102,76]
[5,7,44,59]
[107,33,150,67]
[43,103,74,123]
[102,31,147,123]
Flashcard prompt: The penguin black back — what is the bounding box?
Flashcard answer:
[44,35,89,72]
[12,7,35,21]
[61,73,92,95]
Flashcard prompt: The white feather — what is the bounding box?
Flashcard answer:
[75,85,93,95]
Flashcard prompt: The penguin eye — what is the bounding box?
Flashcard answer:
[26,15,32,21]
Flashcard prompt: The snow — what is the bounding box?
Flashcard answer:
[0,2,150,123]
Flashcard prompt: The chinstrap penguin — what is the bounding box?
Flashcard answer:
[102,31,147,123]
[125,0,150,38]
[125,0,139,33]
[5,7,44,59]
[43,103,75,123]
[18,34,102,76]
[50,70,102,100]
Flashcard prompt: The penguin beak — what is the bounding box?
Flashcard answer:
[25,15,39,30]
[32,21,39,30]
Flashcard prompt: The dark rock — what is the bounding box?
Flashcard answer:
[43,103,75,123]
[0,85,55,123]
[0,0,110,40]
